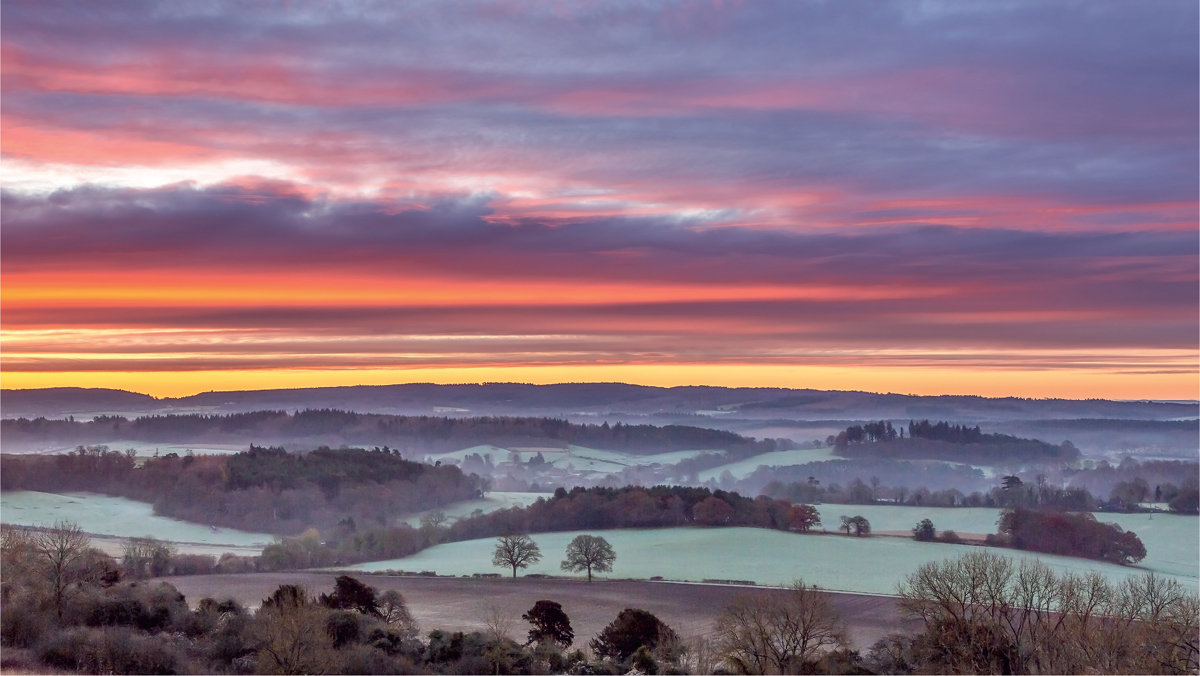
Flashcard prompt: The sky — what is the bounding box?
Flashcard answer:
[2,0,1197,400]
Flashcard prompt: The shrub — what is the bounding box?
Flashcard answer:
[169,554,216,576]
[938,530,962,544]
[72,582,190,632]
[591,608,679,663]
[913,519,936,541]
[1,598,49,648]
[37,626,187,674]
[214,553,258,574]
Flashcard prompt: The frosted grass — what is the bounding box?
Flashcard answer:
[811,504,1198,580]
[9,441,249,456]
[1,491,273,547]
[427,445,722,478]
[403,492,546,526]
[344,527,1193,595]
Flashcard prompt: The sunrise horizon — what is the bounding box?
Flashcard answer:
[2,2,1196,406]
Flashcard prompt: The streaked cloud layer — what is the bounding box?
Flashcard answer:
[2,1,1196,398]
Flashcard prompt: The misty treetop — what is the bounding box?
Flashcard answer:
[1,410,793,457]
[0,445,484,535]
[833,419,1080,464]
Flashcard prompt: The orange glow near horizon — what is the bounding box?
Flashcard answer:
[2,364,1196,402]
[3,4,1196,403]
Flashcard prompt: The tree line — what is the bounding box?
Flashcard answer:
[0,445,485,535]
[254,485,826,571]
[833,419,1080,464]
[1,410,794,457]
[759,465,1198,514]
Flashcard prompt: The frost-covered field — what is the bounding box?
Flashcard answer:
[820,504,1198,580]
[345,527,1193,595]
[698,448,839,481]
[425,445,723,479]
[403,492,546,526]
[5,441,248,456]
[0,491,273,548]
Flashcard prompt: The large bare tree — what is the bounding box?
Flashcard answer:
[715,580,848,674]
[492,534,542,578]
[30,520,92,619]
[560,534,616,582]
[898,550,1199,674]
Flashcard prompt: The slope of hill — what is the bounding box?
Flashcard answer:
[4,383,1195,422]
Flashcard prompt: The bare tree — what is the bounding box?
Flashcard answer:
[379,589,419,640]
[255,585,337,674]
[715,581,848,674]
[482,602,516,642]
[898,550,1200,674]
[121,536,176,578]
[492,534,542,578]
[30,520,92,619]
[560,534,616,582]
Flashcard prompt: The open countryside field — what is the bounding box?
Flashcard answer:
[426,445,726,479]
[160,573,913,650]
[698,447,839,481]
[3,441,250,456]
[821,504,1199,580]
[0,491,273,550]
[402,492,546,526]
[343,527,1194,596]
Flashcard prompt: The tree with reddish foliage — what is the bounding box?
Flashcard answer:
[692,496,735,525]
[789,504,822,532]
[998,508,1145,564]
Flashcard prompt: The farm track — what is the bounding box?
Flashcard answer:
[159,573,915,649]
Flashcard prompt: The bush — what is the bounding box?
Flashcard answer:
[591,608,679,663]
[169,554,216,576]
[938,530,962,544]
[214,553,258,574]
[913,519,936,541]
[37,626,187,674]
[71,582,190,632]
[1,598,49,648]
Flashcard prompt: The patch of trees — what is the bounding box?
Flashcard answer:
[1,410,794,458]
[1049,457,1200,513]
[713,581,850,674]
[739,458,990,501]
[259,486,823,572]
[447,486,813,544]
[1,445,484,535]
[885,550,1198,674]
[2,524,693,674]
[833,419,1080,464]
[990,507,1146,565]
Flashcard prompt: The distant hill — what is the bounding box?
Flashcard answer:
[2,383,1195,423]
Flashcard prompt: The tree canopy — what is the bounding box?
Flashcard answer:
[560,535,616,582]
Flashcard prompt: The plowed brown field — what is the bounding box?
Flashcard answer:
[160,573,913,649]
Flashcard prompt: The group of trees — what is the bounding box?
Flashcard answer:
[0,522,688,674]
[760,466,1198,515]
[0,445,485,534]
[832,419,1080,464]
[991,507,1147,565]
[886,551,1198,674]
[490,533,615,581]
[1,410,793,458]
[4,520,1196,674]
